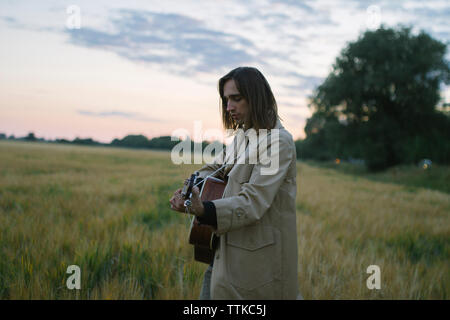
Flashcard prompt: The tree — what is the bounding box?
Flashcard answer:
[111,134,150,148]
[25,132,37,141]
[72,137,100,145]
[148,136,179,149]
[304,25,450,171]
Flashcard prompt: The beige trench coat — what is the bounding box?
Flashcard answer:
[196,120,299,299]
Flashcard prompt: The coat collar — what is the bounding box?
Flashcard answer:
[242,118,284,133]
[274,118,284,130]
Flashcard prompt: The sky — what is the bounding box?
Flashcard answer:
[0,0,449,143]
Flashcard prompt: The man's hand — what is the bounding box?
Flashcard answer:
[169,186,204,216]
[169,188,185,212]
[190,186,205,216]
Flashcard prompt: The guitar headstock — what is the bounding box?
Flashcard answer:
[181,172,199,200]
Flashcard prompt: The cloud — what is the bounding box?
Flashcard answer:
[77,110,161,122]
[0,14,60,32]
[4,1,447,100]
[269,0,316,13]
[65,9,257,76]
[1,15,24,28]
[286,73,324,91]
[284,112,308,122]
[275,71,324,96]
[1,5,329,95]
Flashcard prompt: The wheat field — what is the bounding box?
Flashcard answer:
[0,140,448,299]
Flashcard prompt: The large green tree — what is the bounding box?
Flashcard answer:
[302,26,450,171]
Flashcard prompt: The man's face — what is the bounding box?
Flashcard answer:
[223,79,249,125]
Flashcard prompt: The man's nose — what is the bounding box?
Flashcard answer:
[226,101,235,112]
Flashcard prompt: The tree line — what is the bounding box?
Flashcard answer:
[0,132,223,153]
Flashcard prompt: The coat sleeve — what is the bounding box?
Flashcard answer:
[212,132,295,235]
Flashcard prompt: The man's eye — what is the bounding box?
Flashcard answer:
[224,96,242,103]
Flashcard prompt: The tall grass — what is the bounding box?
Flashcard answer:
[0,140,448,299]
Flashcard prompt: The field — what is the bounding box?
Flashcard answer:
[0,140,448,299]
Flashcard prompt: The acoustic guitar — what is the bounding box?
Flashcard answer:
[182,173,226,264]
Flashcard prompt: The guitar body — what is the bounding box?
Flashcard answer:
[188,176,226,264]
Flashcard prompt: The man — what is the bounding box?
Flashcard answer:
[170,66,300,299]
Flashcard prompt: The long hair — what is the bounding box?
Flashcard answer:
[218,67,279,131]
